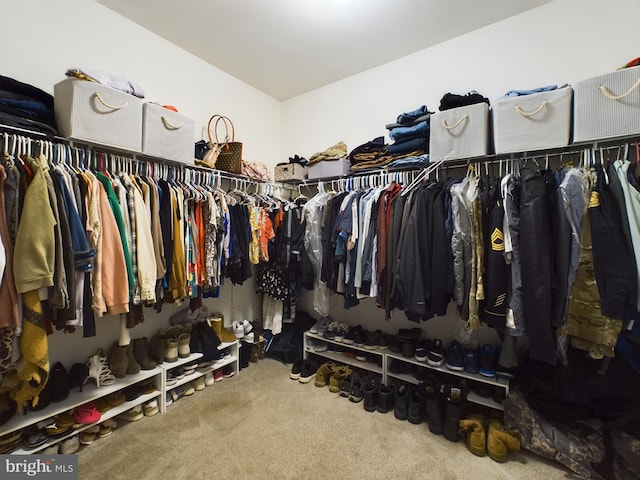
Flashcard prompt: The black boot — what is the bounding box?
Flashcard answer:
[393,383,410,420]
[408,385,427,424]
[443,384,468,442]
[363,379,378,412]
[423,378,445,435]
[376,383,394,414]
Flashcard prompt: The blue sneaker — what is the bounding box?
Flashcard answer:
[445,341,464,371]
[478,344,498,377]
[463,348,479,374]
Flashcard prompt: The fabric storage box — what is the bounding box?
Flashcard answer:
[274,163,308,182]
[430,102,490,161]
[54,78,143,152]
[573,66,640,142]
[493,86,572,154]
[308,158,351,179]
[142,103,195,163]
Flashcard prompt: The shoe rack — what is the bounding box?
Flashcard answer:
[158,340,239,413]
[4,368,163,455]
[385,352,510,411]
[304,332,509,412]
[303,332,386,381]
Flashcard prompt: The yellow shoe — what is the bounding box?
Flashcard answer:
[459,414,486,457]
[487,419,520,463]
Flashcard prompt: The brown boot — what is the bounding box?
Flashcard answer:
[210,316,237,343]
[133,337,157,370]
[126,344,141,375]
[109,343,129,378]
[459,415,486,457]
[149,335,167,364]
[487,419,520,463]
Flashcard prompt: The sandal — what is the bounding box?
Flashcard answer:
[86,349,116,388]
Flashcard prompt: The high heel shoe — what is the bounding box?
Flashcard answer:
[86,349,116,388]
[68,363,89,392]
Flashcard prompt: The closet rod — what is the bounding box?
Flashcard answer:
[0,123,293,192]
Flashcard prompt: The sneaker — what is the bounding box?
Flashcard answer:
[415,339,429,362]
[298,361,317,384]
[314,341,328,353]
[59,435,80,454]
[334,323,348,342]
[232,321,245,339]
[222,365,235,378]
[143,399,159,416]
[309,317,330,335]
[165,392,174,406]
[324,321,340,340]
[117,405,144,422]
[463,348,479,374]
[343,325,359,345]
[353,329,368,347]
[348,376,365,403]
[290,359,305,380]
[339,375,352,397]
[192,377,206,391]
[203,371,215,386]
[242,320,253,334]
[214,370,224,382]
[364,334,379,350]
[427,339,445,366]
[378,333,393,350]
[445,341,465,371]
[479,344,498,377]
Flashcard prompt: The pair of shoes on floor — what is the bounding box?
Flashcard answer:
[290,359,317,384]
[459,415,520,462]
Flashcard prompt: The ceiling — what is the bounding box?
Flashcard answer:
[97,0,551,101]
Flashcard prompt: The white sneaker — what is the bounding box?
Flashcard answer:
[232,321,244,339]
[310,317,330,335]
[204,371,214,386]
[242,319,253,334]
[244,332,255,343]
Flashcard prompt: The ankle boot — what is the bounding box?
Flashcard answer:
[126,344,141,375]
[393,383,410,420]
[423,380,444,435]
[459,415,486,456]
[407,385,427,424]
[443,384,467,442]
[49,362,70,402]
[487,419,520,462]
[165,338,179,363]
[363,380,378,412]
[150,335,167,364]
[376,383,394,414]
[177,332,191,358]
[133,337,157,370]
[210,317,237,343]
[109,343,129,378]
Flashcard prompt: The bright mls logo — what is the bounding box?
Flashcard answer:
[1,455,77,479]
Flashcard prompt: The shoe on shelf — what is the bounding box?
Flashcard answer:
[73,401,101,425]
[487,419,520,463]
[378,333,393,350]
[290,359,305,380]
[393,383,410,421]
[98,419,117,438]
[314,341,328,353]
[479,344,499,377]
[334,323,349,342]
[222,365,235,378]
[21,425,47,449]
[143,399,160,416]
[298,360,317,384]
[445,341,465,371]
[165,338,179,363]
[204,371,215,386]
[86,348,116,387]
[364,334,379,350]
[109,343,129,378]
[242,319,253,334]
[165,392,174,407]
[459,414,486,457]
[49,362,70,402]
[415,339,429,362]
[463,348,479,374]
[178,332,191,358]
[343,325,358,345]
[309,317,330,335]
[117,405,144,422]
[79,425,101,445]
[426,339,445,366]
[353,328,368,347]
[213,370,224,382]
[59,435,80,455]
[133,337,157,370]
[323,321,340,340]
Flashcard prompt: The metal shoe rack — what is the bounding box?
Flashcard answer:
[303,331,509,411]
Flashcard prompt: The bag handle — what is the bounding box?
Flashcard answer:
[598,77,640,101]
[515,101,549,118]
[93,92,128,111]
[442,114,469,130]
[207,114,236,144]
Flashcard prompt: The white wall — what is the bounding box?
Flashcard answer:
[281,0,640,159]
[289,0,640,348]
[1,0,280,366]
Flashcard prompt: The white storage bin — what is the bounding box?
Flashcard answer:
[54,78,143,152]
[573,66,640,142]
[142,103,195,163]
[493,86,572,154]
[430,103,490,161]
[308,158,350,180]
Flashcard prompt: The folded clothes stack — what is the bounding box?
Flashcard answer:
[438,90,490,111]
[0,75,58,136]
[386,104,433,156]
[65,67,145,98]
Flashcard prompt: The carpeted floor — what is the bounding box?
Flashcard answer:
[78,358,577,480]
